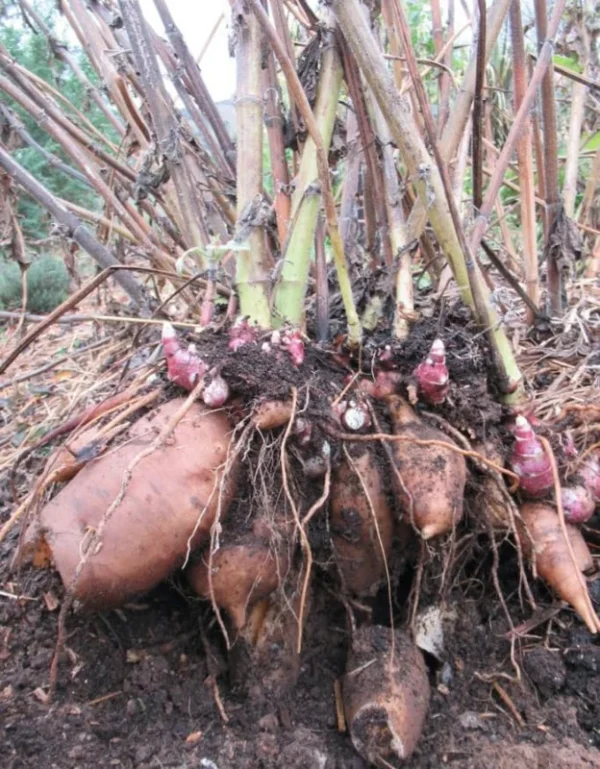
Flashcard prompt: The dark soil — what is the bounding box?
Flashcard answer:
[2,537,600,769]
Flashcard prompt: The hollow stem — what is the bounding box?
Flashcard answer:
[233,4,273,328]
[272,25,343,327]
[509,0,539,325]
[249,0,361,345]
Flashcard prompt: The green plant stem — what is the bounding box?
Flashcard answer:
[388,0,522,397]
[272,27,343,327]
[249,0,361,345]
[233,4,272,328]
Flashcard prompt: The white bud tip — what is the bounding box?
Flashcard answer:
[343,406,367,432]
[515,415,529,427]
[162,321,176,339]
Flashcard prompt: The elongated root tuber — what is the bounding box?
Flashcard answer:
[330,447,393,594]
[386,396,467,539]
[35,399,239,608]
[518,502,600,633]
[343,625,430,767]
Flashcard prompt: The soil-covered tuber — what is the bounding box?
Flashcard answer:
[186,524,291,631]
[330,447,393,594]
[386,396,467,539]
[343,625,430,766]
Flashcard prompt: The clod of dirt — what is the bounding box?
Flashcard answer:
[523,647,567,699]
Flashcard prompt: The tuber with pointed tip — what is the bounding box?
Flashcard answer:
[186,516,291,631]
[517,502,600,634]
[386,396,466,539]
[343,626,430,765]
[413,338,449,405]
[509,416,553,498]
[162,322,207,391]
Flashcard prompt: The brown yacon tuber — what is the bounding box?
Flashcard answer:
[518,502,600,633]
[186,521,291,631]
[36,399,239,609]
[329,447,393,594]
[386,396,467,539]
[343,625,430,766]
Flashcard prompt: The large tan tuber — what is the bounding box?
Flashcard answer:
[518,502,600,634]
[37,399,239,609]
[386,396,467,539]
[343,625,430,766]
[330,448,393,594]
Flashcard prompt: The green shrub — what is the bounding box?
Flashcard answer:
[0,255,69,313]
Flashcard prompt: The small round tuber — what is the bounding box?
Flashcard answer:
[562,485,596,525]
[202,372,230,408]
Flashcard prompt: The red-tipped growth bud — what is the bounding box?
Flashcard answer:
[162,322,207,391]
[378,345,395,370]
[562,485,596,524]
[202,372,230,409]
[560,430,578,459]
[413,339,449,405]
[281,329,305,367]
[355,371,402,400]
[228,319,258,352]
[509,416,553,498]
